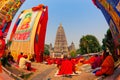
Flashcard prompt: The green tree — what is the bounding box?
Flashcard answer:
[102,29,118,61]
[76,49,81,54]
[79,35,101,55]
[70,51,76,58]
[44,44,50,56]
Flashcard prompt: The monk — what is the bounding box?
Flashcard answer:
[19,55,31,70]
[91,54,102,69]
[95,52,114,76]
[58,56,73,76]
[17,52,23,64]
[84,54,97,65]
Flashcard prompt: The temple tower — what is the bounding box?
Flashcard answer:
[69,42,76,52]
[54,24,68,58]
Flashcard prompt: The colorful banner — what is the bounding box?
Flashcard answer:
[10,4,48,62]
[13,10,38,41]
[93,0,120,46]
[0,0,25,22]
[0,0,25,38]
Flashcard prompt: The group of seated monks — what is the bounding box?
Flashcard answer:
[1,51,32,71]
[46,50,114,77]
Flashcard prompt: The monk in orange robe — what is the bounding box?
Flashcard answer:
[58,56,73,75]
[84,55,97,65]
[95,52,114,76]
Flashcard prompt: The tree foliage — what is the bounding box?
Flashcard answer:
[102,29,118,61]
[70,51,76,58]
[44,44,50,55]
[76,49,81,54]
[79,35,101,55]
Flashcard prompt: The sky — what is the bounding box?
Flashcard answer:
[8,0,109,49]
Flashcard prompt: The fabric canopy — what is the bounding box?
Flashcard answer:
[10,4,48,62]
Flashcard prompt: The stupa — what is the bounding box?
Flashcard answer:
[54,24,68,58]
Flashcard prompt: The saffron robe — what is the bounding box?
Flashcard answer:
[58,59,73,75]
[95,55,114,76]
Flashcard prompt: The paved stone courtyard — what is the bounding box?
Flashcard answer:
[30,63,97,80]
[1,62,120,80]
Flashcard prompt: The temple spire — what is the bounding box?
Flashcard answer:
[54,24,68,58]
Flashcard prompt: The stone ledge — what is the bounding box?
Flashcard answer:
[2,66,23,80]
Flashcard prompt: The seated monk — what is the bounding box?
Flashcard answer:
[58,56,73,76]
[95,52,114,76]
[91,54,102,69]
[84,55,97,65]
[19,55,31,70]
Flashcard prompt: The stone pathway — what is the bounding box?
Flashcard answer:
[0,70,14,80]
[30,63,97,80]
[31,67,55,80]
[2,62,120,80]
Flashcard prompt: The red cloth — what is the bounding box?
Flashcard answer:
[56,59,62,68]
[84,56,96,64]
[26,62,31,70]
[58,59,73,75]
[95,55,114,76]
[71,58,77,65]
[0,34,5,58]
[47,59,53,65]
[0,62,2,73]
[34,6,48,62]
[0,30,3,37]
[92,56,102,69]
[32,4,44,11]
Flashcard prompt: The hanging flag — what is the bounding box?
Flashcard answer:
[0,0,26,38]
[10,4,48,62]
[92,0,120,46]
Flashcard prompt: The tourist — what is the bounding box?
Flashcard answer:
[95,52,114,76]
[19,55,31,70]
[17,52,23,64]
[58,55,73,77]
